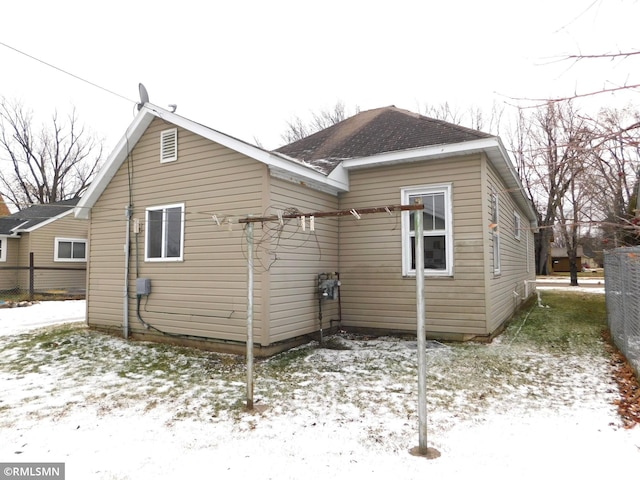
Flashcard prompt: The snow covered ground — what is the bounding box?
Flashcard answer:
[1,297,639,479]
[535,277,606,294]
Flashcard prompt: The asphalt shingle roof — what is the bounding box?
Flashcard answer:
[0,198,79,235]
[275,106,494,174]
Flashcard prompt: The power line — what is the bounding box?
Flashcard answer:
[0,40,137,105]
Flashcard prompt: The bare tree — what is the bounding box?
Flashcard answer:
[280,101,356,144]
[0,98,103,209]
[509,101,592,281]
[588,106,640,246]
[422,101,505,134]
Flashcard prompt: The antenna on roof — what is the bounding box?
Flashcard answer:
[137,83,149,111]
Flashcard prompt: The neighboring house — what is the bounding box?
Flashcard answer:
[0,199,88,294]
[75,104,538,355]
[548,246,599,273]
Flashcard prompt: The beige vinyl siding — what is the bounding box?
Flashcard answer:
[484,161,536,332]
[0,237,19,290]
[15,215,87,292]
[87,118,268,344]
[268,177,339,343]
[338,155,488,337]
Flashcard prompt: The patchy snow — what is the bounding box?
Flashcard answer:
[0,299,639,479]
[0,300,86,335]
[536,277,606,294]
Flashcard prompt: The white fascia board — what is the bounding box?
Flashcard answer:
[326,164,349,192]
[342,137,538,225]
[21,209,74,233]
[75,104,346,219]
[75,107,155,219]
[487,138,538,225]
[269,167,348,195]
[156,110,346,194]
[341,138,500,169]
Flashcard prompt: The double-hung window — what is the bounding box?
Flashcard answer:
[145,203,185,261]
[401,184,453,276]
[513,211,521,240]
[54,238,87,262]
[0,237,6,262]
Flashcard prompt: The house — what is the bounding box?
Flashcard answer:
[0,199,88,294]
[75,104,538,355]
[548,246,600,273]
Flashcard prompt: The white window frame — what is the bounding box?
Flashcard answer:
[525,228,531,273]
[160,128,178,163]
[491,190,501,275]
[0,236,6,262]
[401,184,453,277]
[145,203,185,262]
[513,211,521,240]
[54,237,88,262]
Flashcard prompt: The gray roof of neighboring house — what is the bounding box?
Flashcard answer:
[0,198,80,235]
[275,106,494,174]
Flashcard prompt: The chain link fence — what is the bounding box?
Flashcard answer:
[604,247,640,378]
[0,252,85,301]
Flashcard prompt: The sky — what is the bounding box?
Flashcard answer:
[2,294,640,479]
[1,0,639,153]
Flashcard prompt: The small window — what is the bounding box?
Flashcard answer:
[55,238,87,262]
[0,237,6,262]
[160,128,178,163]
[491,190,501,275]
[145,203,185,261]
[401,184,453,277]
[514,212,521,240]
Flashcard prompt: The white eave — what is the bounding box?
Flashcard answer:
[75,104,348,219]
[15,210,74,233]
[339,137,538,224]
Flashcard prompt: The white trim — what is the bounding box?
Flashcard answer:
[401,183,453,277]
[54,237,87,262]
[75,104,348,220]
[513,211,521,240]
[160,128,178,163]
[19,209,73,233]
[144,202,185,262]
[0,236,7,262]
[491,190,501,275]
[342,137,537,225]
[73,103,537,231]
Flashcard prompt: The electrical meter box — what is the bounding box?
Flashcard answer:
[318,272,340,300]
[136,278,152,295]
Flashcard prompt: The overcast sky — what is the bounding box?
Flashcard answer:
[1,0,638,152]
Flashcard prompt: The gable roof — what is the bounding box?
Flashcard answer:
[277,106,537,224]
[0,198,79,235]
[276,106,493,174]
[75,104,349,219]
[75,103,537,225]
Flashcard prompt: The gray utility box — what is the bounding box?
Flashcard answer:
[318,272,340,300]
[136,278,152,295]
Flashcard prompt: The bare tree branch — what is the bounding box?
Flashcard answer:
[0,97,104,209]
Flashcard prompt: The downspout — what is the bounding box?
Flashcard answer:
[123,205,132,339]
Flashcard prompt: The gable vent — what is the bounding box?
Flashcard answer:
[160,128,178,163]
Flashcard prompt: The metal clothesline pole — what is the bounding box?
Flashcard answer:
[410,197,440,459]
